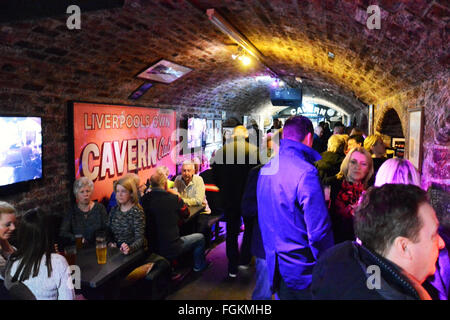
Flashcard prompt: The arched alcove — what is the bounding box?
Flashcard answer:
[379,108,404,138]
[360,114,368,135]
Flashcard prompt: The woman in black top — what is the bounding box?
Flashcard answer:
[109,176,145,255]
[60,177,108,246]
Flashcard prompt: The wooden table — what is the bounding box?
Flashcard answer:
[76,246,146,288]
[180,205,205,235]
[187,205,205,220]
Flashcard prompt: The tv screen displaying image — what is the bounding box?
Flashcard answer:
[0,117,42,187]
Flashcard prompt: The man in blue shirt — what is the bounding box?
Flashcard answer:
[257,115,334,299]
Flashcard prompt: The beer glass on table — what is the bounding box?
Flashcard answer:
[96,232,107,265]
[64,245,77,266]
[75,234,83,250]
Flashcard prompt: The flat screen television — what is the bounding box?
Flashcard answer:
[0,116,42,187]
[187,117,206,149]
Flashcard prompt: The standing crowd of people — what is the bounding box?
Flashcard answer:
[241,116,448,300]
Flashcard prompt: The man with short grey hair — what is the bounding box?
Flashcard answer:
[174,160,208,208]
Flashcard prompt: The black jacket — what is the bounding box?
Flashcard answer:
[241,165,264,258]
[212,137,259,213]
[312,241,421,300]
[315,151,345,185]
[142,188,188,259]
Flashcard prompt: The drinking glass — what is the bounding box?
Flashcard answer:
[75,234,83,249]
[96,232,107,265]
[64,245,77,266]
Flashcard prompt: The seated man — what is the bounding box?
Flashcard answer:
[142,171,208,273]
[312,184,445,300]
[173,160,211,240]
[173,160,208,208]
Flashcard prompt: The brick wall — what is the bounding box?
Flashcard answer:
[373,72,449,191]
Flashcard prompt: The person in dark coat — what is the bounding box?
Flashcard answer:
[312,124,326,154]
[212,125,259,277]
[142,171,208,273]
[241,164,271,300]
[315,134,346,185]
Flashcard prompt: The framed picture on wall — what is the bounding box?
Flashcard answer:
[222,127,234,143]
[136,59,192,84]
[407,107,424,172]
[206,119,214,144]
[214,120,222,143]
[392,138,405,158]
[368,105,374,135]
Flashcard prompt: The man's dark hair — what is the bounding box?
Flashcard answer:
[283,115,313,142]
[333,122,344,129]
[348,134,365,146]
[354,184,428,256]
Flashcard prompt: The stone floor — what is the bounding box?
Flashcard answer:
[166,223,257,300]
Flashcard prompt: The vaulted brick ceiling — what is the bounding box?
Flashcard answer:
[3,0,448,116]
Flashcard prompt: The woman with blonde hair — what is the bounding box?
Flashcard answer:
[0,202,17,277]
[364,134,387,183]
[109,176,145,256]
[325,147,373,243]
[374,158,421,187]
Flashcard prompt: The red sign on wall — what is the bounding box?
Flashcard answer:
[72,102,176,202]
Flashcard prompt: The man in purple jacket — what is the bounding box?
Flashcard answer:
[257,115,334,299]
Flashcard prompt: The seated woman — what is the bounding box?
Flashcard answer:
[107,173,145,212]
[5,208,74,300]
[0,201,17,277]
[0,201,17,299]
[325,146,373,244]
[60,177,108,246]
[109,176,146,255]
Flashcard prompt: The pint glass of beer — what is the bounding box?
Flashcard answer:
[96,232,107,264]
[75,234,83,249]
[64,245,77,266]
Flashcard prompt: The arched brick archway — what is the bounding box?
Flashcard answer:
[375,105,407,138]
[378,108,404,138]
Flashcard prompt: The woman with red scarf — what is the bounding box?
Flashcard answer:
[324,147,373,243]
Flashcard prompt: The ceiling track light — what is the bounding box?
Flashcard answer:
[207,8,280,77]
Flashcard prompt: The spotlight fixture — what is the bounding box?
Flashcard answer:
[207,8,279,76]
[231,47,252,66]
[207,8,263,61]
[240,55,251,66]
